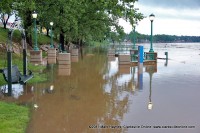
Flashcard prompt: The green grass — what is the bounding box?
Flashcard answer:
[0,27,52,45]
[0,27,50,133]
[0,101,29,133]
[0,26,51,86]
[0,28,26,43]
[0,27,8,43]
[37,33,51,45]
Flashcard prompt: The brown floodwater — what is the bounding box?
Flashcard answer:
[1,43,200,133]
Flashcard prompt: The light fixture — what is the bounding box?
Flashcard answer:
[32,11,37,19]
[50,21,54,26]
[149,13,155,22]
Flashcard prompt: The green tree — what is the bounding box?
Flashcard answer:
[0,0,14,29]
[11,0,144,49]
[13,0,37,46]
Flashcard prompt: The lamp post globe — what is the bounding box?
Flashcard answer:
[50,22,54,48]
[32,11,37,19]
[32,11,39,51]
[50,22,53,26]
[149,14,155,22]
[149,13,155,53]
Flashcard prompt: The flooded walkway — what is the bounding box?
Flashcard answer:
[1,43,200,133]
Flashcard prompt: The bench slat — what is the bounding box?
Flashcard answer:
[1,65,33,84]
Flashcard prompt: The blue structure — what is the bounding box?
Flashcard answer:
[138,46,144,90]
[138,46,144,63]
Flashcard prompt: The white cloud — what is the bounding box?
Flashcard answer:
[138,0,200,9]
[119,1,200,36]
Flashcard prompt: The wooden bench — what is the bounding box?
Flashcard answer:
[0,65,33,84]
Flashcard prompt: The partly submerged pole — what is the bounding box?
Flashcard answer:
[7,30,12,95]
[21,30,27,75]
[138,46,144,64]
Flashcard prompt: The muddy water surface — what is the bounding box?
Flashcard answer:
[1,43,200,133]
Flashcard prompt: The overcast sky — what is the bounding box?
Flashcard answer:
[119,0,200,36]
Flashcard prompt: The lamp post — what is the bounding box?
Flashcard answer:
[149,13,155,52]
[32,11,39,51]
[132,23,137,50]
[50,22,54,48]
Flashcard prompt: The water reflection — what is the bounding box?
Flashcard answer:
[57,64,71,76]
[118,64,130,74]
[138,64,143,90]
[145,65,157,110]
[26,54,128,133]
[164,59,168,66]
[0,84,24,98]
[107,56,115,62]
[0,84,34,105]
[71,56,79,62]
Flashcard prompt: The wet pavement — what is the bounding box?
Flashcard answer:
[1,43,200,133]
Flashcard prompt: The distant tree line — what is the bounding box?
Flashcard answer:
[126,31,200,43]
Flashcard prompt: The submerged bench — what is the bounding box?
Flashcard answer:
[0,65,33,84]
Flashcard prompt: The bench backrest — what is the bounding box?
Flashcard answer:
[2,65,22,83]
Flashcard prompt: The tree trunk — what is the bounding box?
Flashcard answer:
[65,40,69,52]
[3,22,7,29]
[46,28,49,36]
[24,10,33,47]
[80,39,83,48]
[79,39,84,59]
[59,30,65,52]
[3,14,10,29]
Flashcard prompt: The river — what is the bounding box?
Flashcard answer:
[1,43,200,133]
